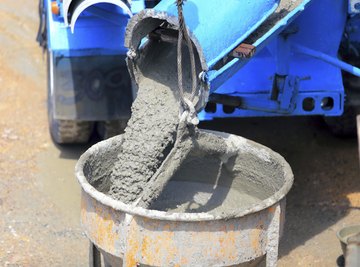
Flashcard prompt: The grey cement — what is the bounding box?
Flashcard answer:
[85,130,287,217]
[108,75,179,203]
[149,181,261,214]
[136,126,233,208]
[147,130,284,215]
[108,39,202,204]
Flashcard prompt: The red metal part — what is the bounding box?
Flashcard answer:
[232,43,256,59]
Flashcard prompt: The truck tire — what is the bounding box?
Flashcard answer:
[96,119,128,140]
[48,115,94,144]
[324,105,357,137]
[48,98,94,144]
[324,44,360,137]
[324,70,359,137]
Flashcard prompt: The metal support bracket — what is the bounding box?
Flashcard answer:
[293,44,360,78]
[275,75,299,112]
[208,75,299,114]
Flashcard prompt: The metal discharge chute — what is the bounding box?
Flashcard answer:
[125,0,280,109]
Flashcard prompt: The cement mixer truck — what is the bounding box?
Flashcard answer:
[38,0,360,144]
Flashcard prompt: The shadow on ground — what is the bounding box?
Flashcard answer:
[54,134,101,160]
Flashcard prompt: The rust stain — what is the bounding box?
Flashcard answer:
[124,220,140,267]
[189,224,238,262]
[180,256,189,266]
[232,43,256,58]
[163,231,178,264]
[140,235,153,264]
[269,206,276,213]
[163,223,171,231]
[124,220,181,266]
[250,228,262,252]
[88,201,116,254]
[80,196,87,226]
[228,223,235,231]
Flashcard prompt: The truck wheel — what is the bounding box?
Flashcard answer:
[324,105,357,137]
[48,116,94,144]
[325,44,360,137]
[48,100,94,144]
[96,119,128,140]
[324,72,360,137]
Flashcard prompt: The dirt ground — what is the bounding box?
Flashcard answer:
[0,1,359,266]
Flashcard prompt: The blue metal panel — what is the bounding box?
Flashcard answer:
[46,0,146,57]
[199,91,342,120]
[199,0,348,120]
[199,53,344,119]
[126,0,351,118]
[208,0,314,93]
[288,0,346,57]
[152,0,280,70]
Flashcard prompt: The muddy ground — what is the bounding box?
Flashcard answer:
[0,1,359,266]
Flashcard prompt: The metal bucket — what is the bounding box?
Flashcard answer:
[75,130,293,266]
[337,224,360,255]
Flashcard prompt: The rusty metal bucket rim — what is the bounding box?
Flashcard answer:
[75,130,294,222]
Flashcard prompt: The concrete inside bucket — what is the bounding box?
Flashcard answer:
[82,130,292,218]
